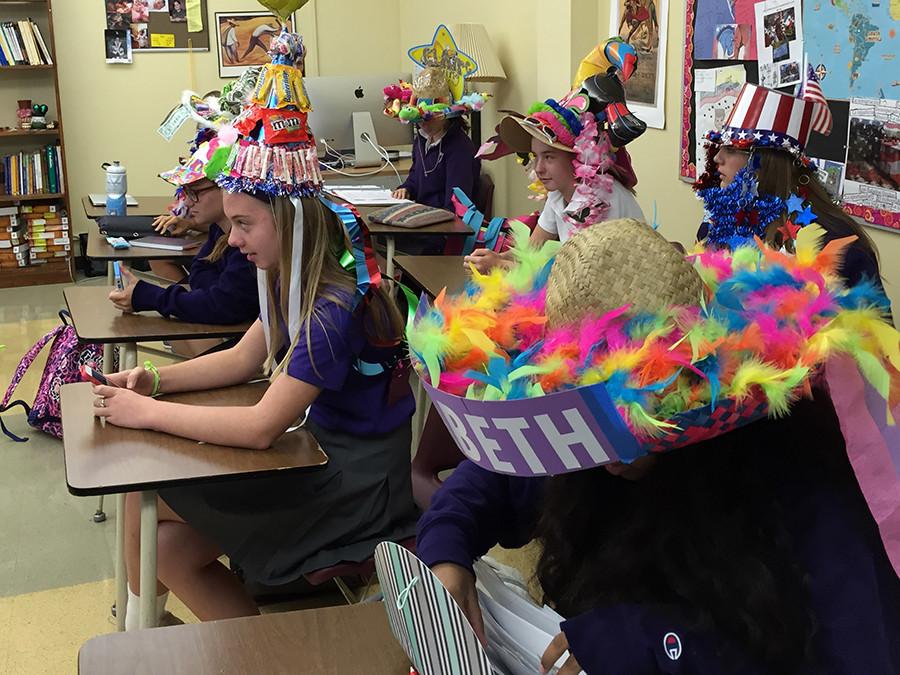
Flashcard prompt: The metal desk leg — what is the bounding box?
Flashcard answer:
[139,490,158,629]
[121,343,138,372]
[103,262,115,376]
[411,371,430,453]
[385,236,396,280]
[115,492,126,631]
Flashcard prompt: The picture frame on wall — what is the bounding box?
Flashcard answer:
[610,0,669,129]
[215,11,297,78]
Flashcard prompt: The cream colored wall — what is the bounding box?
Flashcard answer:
[54,0,400,239]
[54,0,896,307]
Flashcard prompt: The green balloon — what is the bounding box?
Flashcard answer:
[255,0,308,20]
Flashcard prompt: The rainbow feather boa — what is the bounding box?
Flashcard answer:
[408,223,899,438]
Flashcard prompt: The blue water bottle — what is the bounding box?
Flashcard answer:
[103,161,127,217]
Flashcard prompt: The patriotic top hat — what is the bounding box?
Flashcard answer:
[711,80,832,161]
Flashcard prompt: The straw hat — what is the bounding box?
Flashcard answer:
[546,219,704,327]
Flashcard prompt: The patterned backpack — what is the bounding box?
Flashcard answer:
[1,310,109,442]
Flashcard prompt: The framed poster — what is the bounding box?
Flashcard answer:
[610,0,669,129]
[215,11,297,78]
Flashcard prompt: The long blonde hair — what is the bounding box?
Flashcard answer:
[264,197,405,375]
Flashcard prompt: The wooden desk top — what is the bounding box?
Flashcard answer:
[62,382,328,496]
[321,157,412,179]
[78,603,408,675]
[64,286,252,344]
[86,229,204,261]
[395,255,468,298]
[81,196,173,220]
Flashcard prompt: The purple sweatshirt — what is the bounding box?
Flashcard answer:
[417,460,900,674]
[400,125,480,212]
[130,223,259,325]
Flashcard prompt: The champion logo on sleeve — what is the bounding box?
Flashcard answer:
[663,632,683,660]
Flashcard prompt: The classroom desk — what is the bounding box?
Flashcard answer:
[63,285,251,372]
[395,255,468,298]
[78,603,408,674]
[349,203,472,279]
[85,229,203,263]
[81,196,173,220]
[61,381,328,632]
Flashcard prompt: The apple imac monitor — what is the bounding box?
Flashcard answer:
[305,73,413,166]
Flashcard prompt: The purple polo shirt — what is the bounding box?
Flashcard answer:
[278,291,413,436]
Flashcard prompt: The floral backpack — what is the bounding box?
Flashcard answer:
[1,310,109,442]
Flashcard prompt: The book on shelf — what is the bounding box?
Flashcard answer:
[0,19,52,66]
[0,145,64,197]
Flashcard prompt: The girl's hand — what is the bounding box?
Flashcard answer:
[108,266,138,313]
[105,366,156,396]
[463,249,505,275]
[152,214,192,236]
[431,563,486,645]
[392,187,410,200]
[92,384,158,429]
[540,631,582,674]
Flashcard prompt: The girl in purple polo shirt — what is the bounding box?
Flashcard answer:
[89,30,418,628]
[94,193,418,628]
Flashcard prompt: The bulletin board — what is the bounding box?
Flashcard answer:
[105,0,210,52]
[678,0,899,232]
[142,2,210,51]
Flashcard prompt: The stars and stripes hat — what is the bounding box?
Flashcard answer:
[711,81,832,162]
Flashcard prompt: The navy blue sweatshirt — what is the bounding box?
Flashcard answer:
[130,223,258,325]
[400,124,480,212]
[417,458,900,674]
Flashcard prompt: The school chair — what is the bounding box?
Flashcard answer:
[475,172,495,221]
[411,407,465,511]
[302,536,417,604]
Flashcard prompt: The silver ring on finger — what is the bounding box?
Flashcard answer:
[98,397,106,408]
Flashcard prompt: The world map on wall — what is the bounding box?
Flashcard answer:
[804,0,899,99]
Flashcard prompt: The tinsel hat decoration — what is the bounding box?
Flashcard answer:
[211,11,381,360]
[215,25,321,198]
[383,24,488,124]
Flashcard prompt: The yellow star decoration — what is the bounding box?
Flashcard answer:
[407,24,478,103]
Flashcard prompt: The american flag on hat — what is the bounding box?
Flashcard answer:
[800,62,833,136]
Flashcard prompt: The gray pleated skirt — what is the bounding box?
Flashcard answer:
[160,419,419,586]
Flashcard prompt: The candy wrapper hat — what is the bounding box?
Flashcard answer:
[407,219,900,573]
[694,77,836,249]
[211,16,380,355]
[477,38,647,229]
[383,24,489,124]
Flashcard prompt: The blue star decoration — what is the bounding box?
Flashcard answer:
[795,204,817,225]
[786,192,805,214]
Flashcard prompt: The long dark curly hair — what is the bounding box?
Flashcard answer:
[534,395,859,673]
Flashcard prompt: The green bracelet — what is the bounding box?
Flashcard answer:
[144,360,161,397]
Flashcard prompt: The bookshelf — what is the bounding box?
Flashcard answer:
[0,0,71,288]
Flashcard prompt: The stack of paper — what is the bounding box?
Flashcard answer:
[329,187,412,206]
[474,559,573,675]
